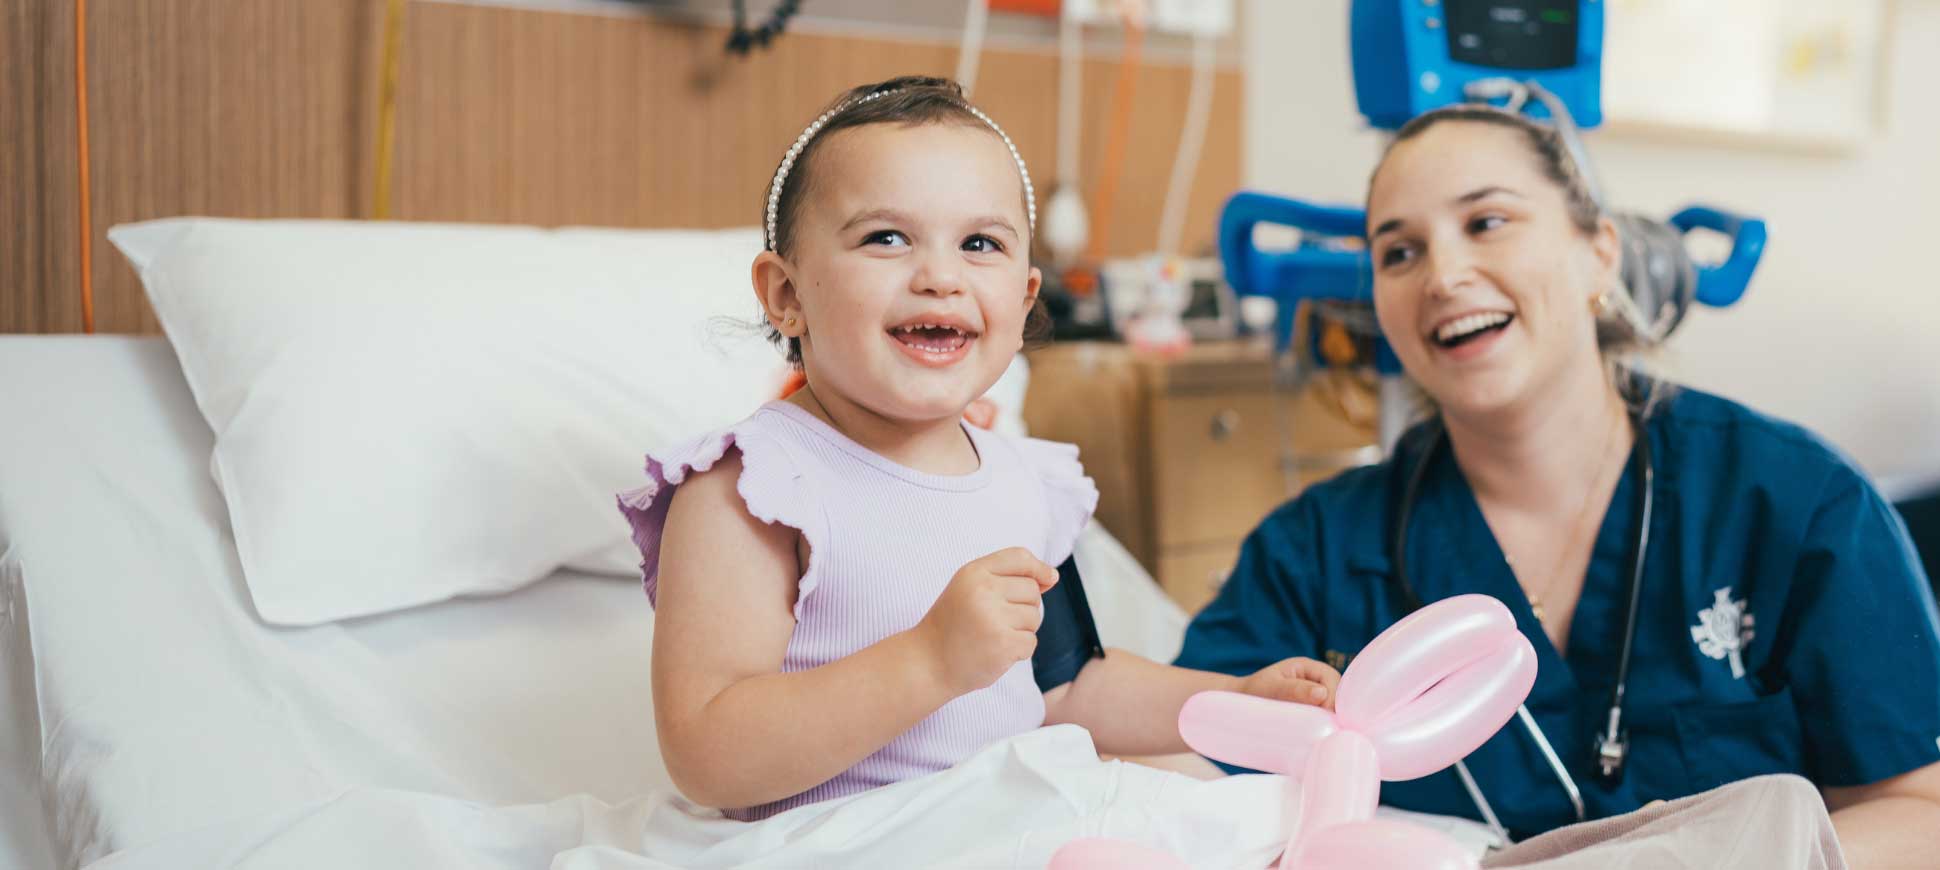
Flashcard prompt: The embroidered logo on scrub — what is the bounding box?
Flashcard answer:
[1691,586,1756,679]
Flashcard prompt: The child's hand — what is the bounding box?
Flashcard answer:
[913,547,1059,695]
[1237,657,1341,711]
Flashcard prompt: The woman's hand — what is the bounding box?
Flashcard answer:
[1236,657,1342,710]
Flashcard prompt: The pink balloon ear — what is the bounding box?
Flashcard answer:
[1366,632,1536,780]
[1177,691,1337,774]
[1048,839,1193,870]
[1334,595,1519,731]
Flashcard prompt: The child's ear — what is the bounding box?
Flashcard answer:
[752,251,804,337]
[1023,265,1043,311]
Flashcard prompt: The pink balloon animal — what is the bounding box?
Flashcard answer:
[1050,594,1536,870]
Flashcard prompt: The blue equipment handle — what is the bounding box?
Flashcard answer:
[1219,191,1398,367]
[1669,206,1768,308]
[1219,191,1370,302]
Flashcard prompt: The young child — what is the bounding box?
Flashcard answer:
[621,76,1338,822]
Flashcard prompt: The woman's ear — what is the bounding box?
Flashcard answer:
[752,250,804,337]
[1590,216,1623,294]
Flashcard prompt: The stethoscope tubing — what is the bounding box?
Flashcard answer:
[1389,415,1652,834]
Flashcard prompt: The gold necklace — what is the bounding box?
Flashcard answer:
[1512,408,1626,624]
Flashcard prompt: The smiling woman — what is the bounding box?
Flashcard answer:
[1174,103,1940,856]
[1366,107,1660,424]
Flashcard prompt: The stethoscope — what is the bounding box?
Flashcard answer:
[1388,412,1654,838]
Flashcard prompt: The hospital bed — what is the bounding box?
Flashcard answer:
[0,219,1196,869]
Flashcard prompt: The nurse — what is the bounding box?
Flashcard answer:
[1174,105,1940,864]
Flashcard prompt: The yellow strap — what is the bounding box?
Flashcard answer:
[372,0,407,220]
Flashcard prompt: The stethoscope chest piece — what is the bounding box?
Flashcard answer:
[1593,727,1629,783]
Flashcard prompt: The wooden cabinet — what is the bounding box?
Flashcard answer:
[1023,341,1378,613]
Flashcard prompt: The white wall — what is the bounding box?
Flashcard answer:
[1241,0,1940,486]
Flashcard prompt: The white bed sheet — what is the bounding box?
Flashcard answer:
[0,336,1189,869]
[83,726,1300,870]
[0,336,655,866]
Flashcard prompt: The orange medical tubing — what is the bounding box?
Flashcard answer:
[1082,16,1142,263]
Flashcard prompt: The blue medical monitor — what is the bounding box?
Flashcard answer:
[1351,0,1603,130]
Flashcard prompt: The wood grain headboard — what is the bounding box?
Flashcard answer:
[3,0,1242,334]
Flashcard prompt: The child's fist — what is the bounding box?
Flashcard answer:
[913,548,1058,695]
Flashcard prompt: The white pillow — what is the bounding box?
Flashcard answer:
[109,218,786,625]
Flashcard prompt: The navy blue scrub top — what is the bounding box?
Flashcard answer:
[1174,385,1940,839]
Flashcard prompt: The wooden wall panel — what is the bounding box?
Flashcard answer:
[2,0,83,334]
[4,0,1242,335]
[394,2,1242,255]
[80,0,379,333]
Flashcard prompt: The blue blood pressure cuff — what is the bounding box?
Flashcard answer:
[1033,556,1106,691]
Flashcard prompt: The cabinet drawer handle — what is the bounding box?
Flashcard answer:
[1209,409,1242,441]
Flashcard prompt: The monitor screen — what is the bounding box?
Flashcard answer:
[1444,0,1578,71]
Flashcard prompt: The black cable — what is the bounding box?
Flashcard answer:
[1388,421,1441,616]
[726,0,802,55]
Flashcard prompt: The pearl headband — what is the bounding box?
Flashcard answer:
[764,88,1036,252]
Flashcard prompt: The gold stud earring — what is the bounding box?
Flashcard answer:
[1590,291,1612,316]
